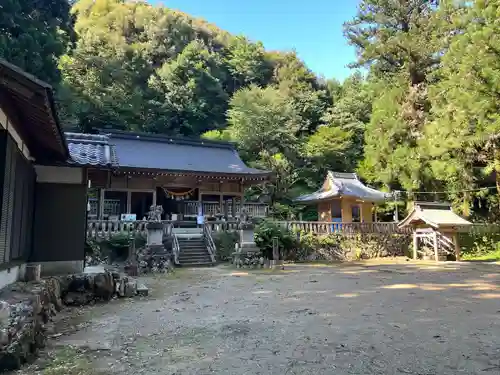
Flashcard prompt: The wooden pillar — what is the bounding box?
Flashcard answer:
[99,189,105,219]
[198,190,202,215]
[126,191,132,214]
[341,198,352,222]
[360,202,373,223]
[231,197,236,218]
[152,189,157,207]
[219,193,223,216]
[453,232,461,261]
[412,231,417,260]
[224,198,229,218]
[433,230,439,261]
[240,194,245,216]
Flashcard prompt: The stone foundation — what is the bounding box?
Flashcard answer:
[39,260,84,276]
[0,271,147,372]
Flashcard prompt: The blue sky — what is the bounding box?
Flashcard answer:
[155,0,359,81]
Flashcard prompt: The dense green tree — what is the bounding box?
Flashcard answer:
[270,51,330,133]
[148,40,228,136]
[345,0,442,192]
[224,35,272,90]
[226,85,300,160]
[0,0,73,85]
[425,0,500,213]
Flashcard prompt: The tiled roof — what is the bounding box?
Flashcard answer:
[65,132,119,167]
[104,131,270,176]
[295,171,390,203]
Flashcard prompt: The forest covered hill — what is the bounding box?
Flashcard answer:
[2,0,500,220]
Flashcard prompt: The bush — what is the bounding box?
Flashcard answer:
[213,231,239,261]
[91,233,147,263]
[253,219,412,262]
[459,230,500,258]
[291,232,411,262]
[254,219,297,259]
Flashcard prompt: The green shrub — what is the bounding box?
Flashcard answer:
[254,219,297,259]
[213,231,239,261]
[97,233,147,262]
[292,232,411,262]
[459,230,500,258]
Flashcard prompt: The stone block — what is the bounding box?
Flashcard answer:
[0,302,11,328]
[124,279,137,298]
[136,284,149,297]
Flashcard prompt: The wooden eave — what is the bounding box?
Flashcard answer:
[0,59,68,162]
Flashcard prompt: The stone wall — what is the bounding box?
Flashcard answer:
[0,271,147,372]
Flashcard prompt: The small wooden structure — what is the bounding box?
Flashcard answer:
[294,171,389,223]
[398,202,472,261]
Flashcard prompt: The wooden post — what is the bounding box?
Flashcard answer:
[152,189,157,207]
[219,193,223,216]
[231,197,236,218]
[224,198,229,219]
[412,231,418,260]
[126,191,132,214]
[99,189,105,219]
[453,232,461,261]
[433,230,439,261]
[240,194,245,216]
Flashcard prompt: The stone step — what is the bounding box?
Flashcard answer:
[179,261,215,267]
[179,258,212,263]
[179,252,211,258]
[179,251,210,256]
[179,246,207,251]
[180,248,208,253]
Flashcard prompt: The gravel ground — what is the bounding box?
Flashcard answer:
[21,261,500,375]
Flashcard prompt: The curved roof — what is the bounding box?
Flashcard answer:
[295,171,390,204]
[65,130,271,179]
[398,202,472,229]
[107,131,269,176]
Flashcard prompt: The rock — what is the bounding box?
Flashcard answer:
[136,284,149,297]
[0,301,11,328]
[63,292,93,306]
[117,277,127,298]
[45,278,63,311]
[122,278,137,298]
[94,273,115,300]
[0,329,9,346]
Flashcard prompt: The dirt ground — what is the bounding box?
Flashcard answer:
[18,260,500,375]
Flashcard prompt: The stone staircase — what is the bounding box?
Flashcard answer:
[177,237,214,267]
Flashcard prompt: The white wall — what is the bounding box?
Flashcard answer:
[0,107,31,160]
[35,165,83,184]
[0,264,26,290]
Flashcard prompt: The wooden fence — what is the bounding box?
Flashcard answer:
[277,221,413,235]
[86,219,500,240]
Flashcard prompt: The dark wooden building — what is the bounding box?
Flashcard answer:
[0,59,89,285]
[66,130,272,223]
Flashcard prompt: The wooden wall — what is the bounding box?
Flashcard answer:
[316,198,375,223]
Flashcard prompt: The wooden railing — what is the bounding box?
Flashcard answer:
[277,221,413,235]
[183,201,268,218]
